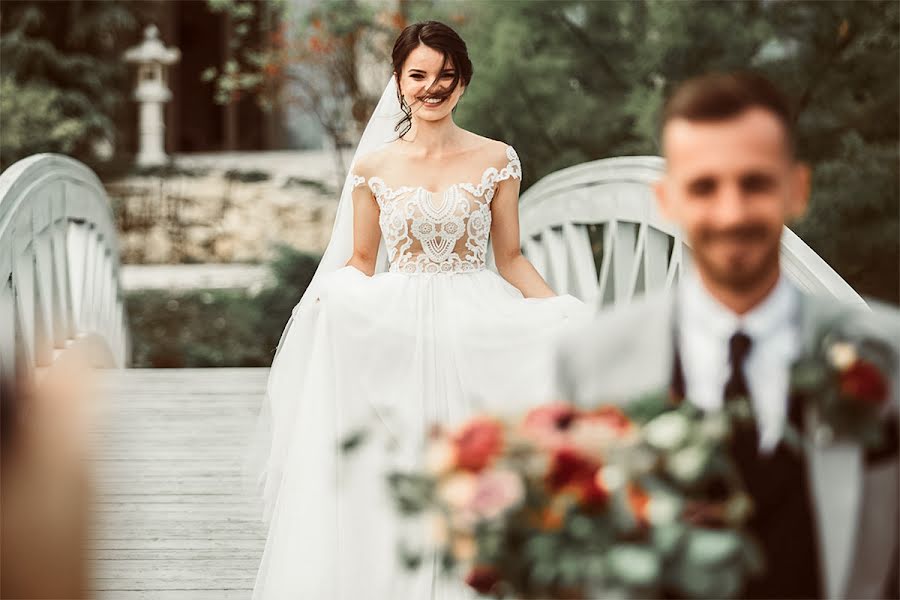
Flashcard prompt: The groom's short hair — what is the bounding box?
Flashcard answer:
[661,71,796,156]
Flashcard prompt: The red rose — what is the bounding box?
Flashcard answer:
[545,446,608,509]
[840,359,888,406]
[453,418,504,473]
[465,565,501,595]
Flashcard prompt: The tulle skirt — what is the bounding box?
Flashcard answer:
[249,266,590,599]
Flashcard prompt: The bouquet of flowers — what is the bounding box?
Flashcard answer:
[385,396,762,599]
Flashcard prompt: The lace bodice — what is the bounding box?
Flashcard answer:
[350,145,522,275]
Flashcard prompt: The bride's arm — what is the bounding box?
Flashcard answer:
[346,181,381,276]
[490,175,556,298]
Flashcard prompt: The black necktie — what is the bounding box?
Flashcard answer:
[724,331,752,402]
[725,331,761,454]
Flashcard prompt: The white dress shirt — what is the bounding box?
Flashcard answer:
[676,273,802,452]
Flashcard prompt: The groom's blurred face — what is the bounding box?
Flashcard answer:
[396,44,465,121]
[656,108,810,292]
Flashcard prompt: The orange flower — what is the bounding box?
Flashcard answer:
[627,483,650,526]
[453,418,504,473]
[840,359,888,406]
[539,505,564,531]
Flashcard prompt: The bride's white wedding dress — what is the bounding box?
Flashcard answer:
[248,122,589,598]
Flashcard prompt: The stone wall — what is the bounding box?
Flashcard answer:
[106,150,346,264]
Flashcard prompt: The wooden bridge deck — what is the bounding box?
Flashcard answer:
[89,368,269,600]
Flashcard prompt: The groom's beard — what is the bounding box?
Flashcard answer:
[691,222,782,293]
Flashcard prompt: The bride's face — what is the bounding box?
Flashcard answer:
[396,44,465,122]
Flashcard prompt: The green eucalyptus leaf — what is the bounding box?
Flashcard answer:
[685,529,741,567]
[652,523,687,557]
[606,545,661,587]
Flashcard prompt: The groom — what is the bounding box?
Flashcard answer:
[554,72,899,599]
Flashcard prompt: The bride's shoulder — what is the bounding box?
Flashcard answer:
[480,139,521,175]
[479,136,519,165]
[350,145,393,179]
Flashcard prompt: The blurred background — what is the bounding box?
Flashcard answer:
[1,0,896,369]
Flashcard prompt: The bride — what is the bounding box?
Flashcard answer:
[248,20,589,599]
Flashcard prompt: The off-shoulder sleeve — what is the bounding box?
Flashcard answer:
[463,144,524,202]
[349,172,367,189]
[501,145,522,181]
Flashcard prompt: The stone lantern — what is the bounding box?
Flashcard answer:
[124,25,180,167]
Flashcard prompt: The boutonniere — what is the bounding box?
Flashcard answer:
[790,325,893,449]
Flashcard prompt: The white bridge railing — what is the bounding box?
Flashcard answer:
[519,156,866,307]
[0,153,129,384]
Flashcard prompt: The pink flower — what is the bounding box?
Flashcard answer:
[521,402,580,449]
[469,469,525,520]
[453,417,504,473]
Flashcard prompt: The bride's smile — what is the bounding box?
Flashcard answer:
[397,43,466,124]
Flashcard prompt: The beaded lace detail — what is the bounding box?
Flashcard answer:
[350,145,521,275]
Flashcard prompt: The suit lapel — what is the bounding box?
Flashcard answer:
[796,292,863,599]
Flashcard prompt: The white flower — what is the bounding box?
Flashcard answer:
[643,412,690,451]
[598,464,626,491]
[828,342,857,370]
[569,419,621,457]
[437,472,477,509]
[666,446,709,485]
[425,438,457,476]
[646,494,681,525]
[698,412,728,442]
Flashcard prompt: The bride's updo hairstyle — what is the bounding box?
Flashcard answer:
[392,20,473,137]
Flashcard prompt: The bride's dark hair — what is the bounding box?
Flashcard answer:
[391,20,473,138]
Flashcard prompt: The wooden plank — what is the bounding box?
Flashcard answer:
[643,226,670,294]
[95,590,252,600]
[93,548,262,560]
[541,226,570,294]
[613,220,637,306]
[561,222,598,303]
[522,236,548,280]
[92,579,256,591]
[89,538,264,551]
[89,368,268,596]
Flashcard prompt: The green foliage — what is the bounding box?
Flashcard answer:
[0,0,143,170]
[0,75,87,161]
[407,0,899,302]
[127,288,266,368]
[127,246,320,367]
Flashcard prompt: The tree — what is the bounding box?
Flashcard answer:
[0,0,144,171]
[206,0,403,176]
[408,0,897,303]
